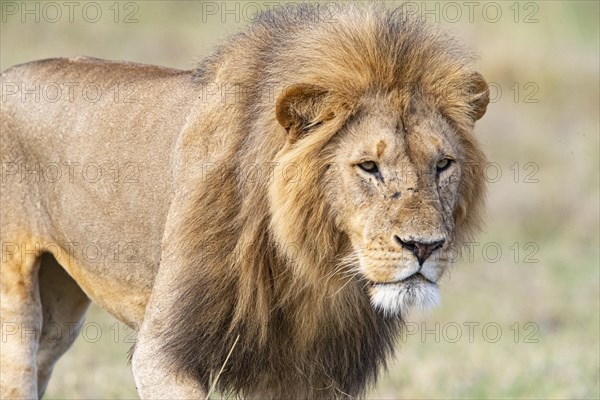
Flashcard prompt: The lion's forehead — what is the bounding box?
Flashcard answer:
[341,102,457,169]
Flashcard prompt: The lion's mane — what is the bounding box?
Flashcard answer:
[161,4,486,398]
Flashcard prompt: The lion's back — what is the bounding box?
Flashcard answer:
[0,57,200,325]
[1,56,193,154]
[1,56,193,231]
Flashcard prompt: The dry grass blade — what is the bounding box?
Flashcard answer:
[205,334,241,400]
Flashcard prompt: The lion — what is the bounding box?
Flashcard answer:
[0,3,489,399]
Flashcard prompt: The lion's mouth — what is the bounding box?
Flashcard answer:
[367,272,440,316]
[370,273,435,287]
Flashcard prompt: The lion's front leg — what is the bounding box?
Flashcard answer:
[130,162,236,399]
[131,265,208,399]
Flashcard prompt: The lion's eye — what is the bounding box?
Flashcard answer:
[436,158,452,173]
[357,161,379,174]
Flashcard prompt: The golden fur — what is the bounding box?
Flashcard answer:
[0,3,488,399]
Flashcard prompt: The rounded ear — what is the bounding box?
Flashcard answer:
[468,72,490,121]
[276,83,332,142]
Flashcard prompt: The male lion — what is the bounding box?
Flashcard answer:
[0,3,489,399]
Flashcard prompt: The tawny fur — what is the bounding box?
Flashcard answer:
[161,4,488,398]
[0,3,488,399]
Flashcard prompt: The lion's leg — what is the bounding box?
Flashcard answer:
[0,240,42,399]
[36,253,90,397]
[131,281,208,399]
[131,233,209,400]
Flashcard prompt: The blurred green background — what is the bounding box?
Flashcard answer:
[1,1,598,398]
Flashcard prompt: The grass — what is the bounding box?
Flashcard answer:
[2,1,598,398]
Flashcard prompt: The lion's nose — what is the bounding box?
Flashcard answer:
[394,237,445,266]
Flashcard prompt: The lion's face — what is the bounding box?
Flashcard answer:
[323,94,464,316]
[272,79,488,318]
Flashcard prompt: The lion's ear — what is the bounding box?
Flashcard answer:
[276,84,333,142]
[467,72,489,121]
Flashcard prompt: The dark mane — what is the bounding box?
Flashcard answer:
[162,3,485,398]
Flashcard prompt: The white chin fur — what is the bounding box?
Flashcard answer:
[369,280,440,317]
